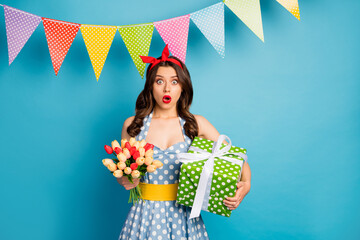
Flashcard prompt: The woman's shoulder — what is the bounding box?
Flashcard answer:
[192,114,219,141]
[123,116,135,127]
[121,116,135,140]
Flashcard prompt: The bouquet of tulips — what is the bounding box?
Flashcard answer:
[102,137,163,205]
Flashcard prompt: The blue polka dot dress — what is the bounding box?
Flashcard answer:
[118,111,209,240]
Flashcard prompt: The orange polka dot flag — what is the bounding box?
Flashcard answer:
[276,0,301,21]
[154,15,190,63]
[42,18,80,75]
[80,25,117,81]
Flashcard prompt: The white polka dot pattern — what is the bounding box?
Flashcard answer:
[80,25,117,81]
[154,15,190,63]
[176,136,247,217]
[119,111,209,239]
[276,0,300,20]
[42,18,80,75]
[118,23,154,78]
[190,2,225,58]
[224,0,264,42]
[4,5,42,65]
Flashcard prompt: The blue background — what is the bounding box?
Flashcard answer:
[0,0,359,239]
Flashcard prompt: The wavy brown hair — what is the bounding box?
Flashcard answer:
[127,55,198,140]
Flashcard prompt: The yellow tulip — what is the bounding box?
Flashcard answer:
[145,149,153,157]
[152,160,163,169]
[129,137,136,146]
[124,167,132,175]
[111,140,121,151]
[131,170,141,178]
[113,170,123,178]
[139,139,147,148]
[144,156,153,165]
[117,153,127,162]
[117,162,126,170]
[123,148,131,159]
[139,147,145,157]
[136,157,145,166]
[121,139,127,148]
[133,141,140,150]
[102,158,113,166]
[146,165,156,173]
[107,163,117,172]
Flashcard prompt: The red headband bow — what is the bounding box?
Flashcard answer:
[139,44,183,71]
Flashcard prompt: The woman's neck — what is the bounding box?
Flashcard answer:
[152,107,178,119]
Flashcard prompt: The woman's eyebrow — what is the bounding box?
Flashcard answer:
[155,75,178,78]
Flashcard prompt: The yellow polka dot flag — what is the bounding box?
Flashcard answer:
[276,0,300,21]
[118,23,154,79]
[223,0,264,42]
[80,25,117,81]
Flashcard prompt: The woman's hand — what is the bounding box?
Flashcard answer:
[116,177,140,190]
[223,181,251,210]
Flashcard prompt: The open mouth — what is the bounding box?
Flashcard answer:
[162,95,171,104]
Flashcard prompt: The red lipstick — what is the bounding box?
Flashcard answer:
[163,95,171,104]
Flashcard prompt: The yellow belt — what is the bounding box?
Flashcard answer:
[139,182,178,201]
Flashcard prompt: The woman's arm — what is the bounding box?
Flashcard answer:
[194,114,251,210]
[116,116,140,190]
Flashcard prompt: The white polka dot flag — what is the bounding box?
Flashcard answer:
[276,0,300,21]
[80,25,117,81]
[42,18,80,75]
[223,0,264,42]
[191,2,225,58]
[118,23,154,78]
[154,15,190,63]
[176,136,247,217]
[3,5,42,65]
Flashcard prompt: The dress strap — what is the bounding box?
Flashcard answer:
[136,112,153,141]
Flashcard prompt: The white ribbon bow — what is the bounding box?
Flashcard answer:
[177,135,247,219]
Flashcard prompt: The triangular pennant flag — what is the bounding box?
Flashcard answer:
[223,0,264,42]
[3,5,42,65]
[276,0,300,20]
[42,18,80,75]
[191,2,225,58]
[80,25,117,81]
[118,23,154,78]
[154,15,190,63]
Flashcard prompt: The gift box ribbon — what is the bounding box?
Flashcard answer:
[177,135,247,219]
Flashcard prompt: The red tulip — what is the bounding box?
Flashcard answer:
[104,145,113,154]
[133,151,140,160]
[130,163,138,170]
[114,147,122,154]
[144,143,151,151]
[130,146,136,156]
[125,142,131,151]
[144,143,154,151]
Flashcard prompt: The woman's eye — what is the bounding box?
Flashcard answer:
[172,80,178,84]
[156,79,164,84]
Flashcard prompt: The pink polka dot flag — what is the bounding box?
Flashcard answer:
[154,15,190,63]
[4,5,42,65]
[42,18,80,75]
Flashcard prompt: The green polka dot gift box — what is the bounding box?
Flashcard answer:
[176,135,247,218]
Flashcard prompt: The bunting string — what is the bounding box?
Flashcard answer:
[0,1,300,80]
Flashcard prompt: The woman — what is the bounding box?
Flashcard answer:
[117,45,251,239]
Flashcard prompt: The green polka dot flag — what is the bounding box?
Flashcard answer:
[118,23,154,78]
[176,136,247,217]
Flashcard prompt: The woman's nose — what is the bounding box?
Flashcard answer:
[163,81,170,92]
